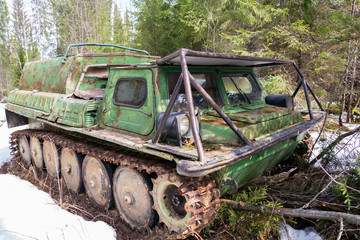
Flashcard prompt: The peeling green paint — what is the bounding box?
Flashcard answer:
[7,49,320,197]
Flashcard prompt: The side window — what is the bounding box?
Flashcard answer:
[113,78,147,107]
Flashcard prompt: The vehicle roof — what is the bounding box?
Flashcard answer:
[156,48,293,68]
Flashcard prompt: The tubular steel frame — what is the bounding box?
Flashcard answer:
[153,49,325,163]
[61,43,150,63]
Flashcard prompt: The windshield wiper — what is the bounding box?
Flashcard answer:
[229,77,252,104]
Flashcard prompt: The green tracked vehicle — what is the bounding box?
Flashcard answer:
[6,43,324,238]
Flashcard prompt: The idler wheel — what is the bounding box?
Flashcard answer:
[18,135,31,168]
[152,173,190,233]
[60,148,84,193]
[43,140,61,178]
[113,167,157,228]
[30,137,43,169]
[82,156,113,209]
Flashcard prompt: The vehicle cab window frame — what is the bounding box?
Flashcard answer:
[166,71,223,111]
[112,78,147,108]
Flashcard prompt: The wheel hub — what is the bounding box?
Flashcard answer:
[30,137,44,169]
[64,165,71,173]
[43,140,60,178]
[172,195,180,207]
[124,193,134,205]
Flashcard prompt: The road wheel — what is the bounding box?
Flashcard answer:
[113,167,157,228]
[82,156,113,209]
[30,137,43,169]
[43,140,61,178]
[60,148,84,193]
[18,135,31,168]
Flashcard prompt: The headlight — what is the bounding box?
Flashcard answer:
[157,112,199,146]
[179,115,190,136]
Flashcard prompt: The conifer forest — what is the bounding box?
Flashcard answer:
[0,0,360,239]
[0,0,359,120]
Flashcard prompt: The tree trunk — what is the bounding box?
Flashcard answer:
[346,42,358,123]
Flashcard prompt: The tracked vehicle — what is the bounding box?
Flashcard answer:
[6,43,324,238]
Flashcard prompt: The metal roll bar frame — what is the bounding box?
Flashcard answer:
[61,43,150,63]
[152,49,325,164]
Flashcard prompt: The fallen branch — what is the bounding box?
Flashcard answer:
[221,199,360,225]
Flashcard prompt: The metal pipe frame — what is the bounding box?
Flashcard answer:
[61,43,150,63]
[292,63,325,119]
[180,50,206,163]
[152,73,184,143]
[153,49,325,163]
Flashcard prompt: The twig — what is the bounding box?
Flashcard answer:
[281,216,292,240]
[193,231,204,240]
[336,218,344,240]
[0,230,39,240]
[29,165,39,181]
[318,163,360,195]
[301,179,334,209]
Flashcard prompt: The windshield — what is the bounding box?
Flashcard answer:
[221,72,262,105]
[167,72,222,111]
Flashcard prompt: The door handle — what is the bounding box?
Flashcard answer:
[139,111,152,117]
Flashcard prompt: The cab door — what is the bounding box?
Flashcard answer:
[102,68,155,136]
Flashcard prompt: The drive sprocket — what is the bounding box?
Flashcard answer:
[152,173,190,233]
[152,173,221,238]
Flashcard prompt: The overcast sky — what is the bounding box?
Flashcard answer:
[4,0,133,16]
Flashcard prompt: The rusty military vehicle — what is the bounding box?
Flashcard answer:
[5,43,324,238]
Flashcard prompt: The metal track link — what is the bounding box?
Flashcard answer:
[10,129,220,239]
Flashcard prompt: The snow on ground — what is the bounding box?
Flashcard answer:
[310,125,360,171]
[279,225,322,240]
[0,104,116,240]
[0,104,18,168]
[0,104,27,168]
[0,174,116,240]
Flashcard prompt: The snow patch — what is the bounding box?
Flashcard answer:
[0,174,116,240]
[279,224,322,240]
[0,104,116,240]
[0,103,27,168]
